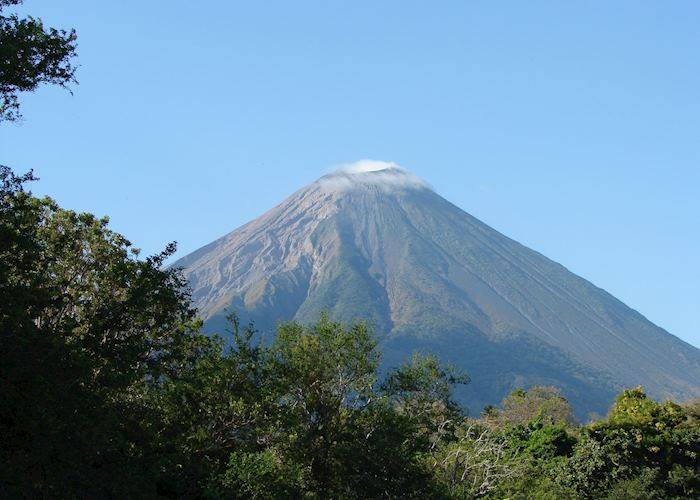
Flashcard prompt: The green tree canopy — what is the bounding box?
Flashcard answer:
[0,0,77,122]
[497,385,577,428]
[560,387,700,498]
[0,167,204,496]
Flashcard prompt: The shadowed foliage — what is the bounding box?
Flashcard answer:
[0,0,78,122]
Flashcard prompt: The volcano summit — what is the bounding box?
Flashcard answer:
[174,161,700,418]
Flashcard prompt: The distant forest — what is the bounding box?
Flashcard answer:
[2,2,700,498]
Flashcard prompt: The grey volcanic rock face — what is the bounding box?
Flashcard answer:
[174,162,700,418]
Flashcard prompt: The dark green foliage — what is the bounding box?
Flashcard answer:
[207,314,444,498]
[211,449,309,499]
[505,421,576,461]
[560,387,700,499]
[0,0,78,122]
[0,167,201,497]
[382,353,469,447]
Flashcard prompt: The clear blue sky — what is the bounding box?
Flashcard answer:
[2,1,699,347]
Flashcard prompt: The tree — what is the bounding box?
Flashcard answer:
[202,317,470,498]
[431,419,523,498]
[270,314,379,494]
[497,386,577,428]
[0,167,203,497]
[560,387,700,498]
[382,353,469,449]
[0,0,77,122]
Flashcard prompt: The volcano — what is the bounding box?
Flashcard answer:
[173,161,700,418]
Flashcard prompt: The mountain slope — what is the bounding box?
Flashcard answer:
[173,162,700,418]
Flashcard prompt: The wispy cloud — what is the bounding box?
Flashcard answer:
[332,159,401,174]
[318,159,431,192]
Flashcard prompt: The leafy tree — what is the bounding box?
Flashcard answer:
[505,421,576,462]
[497,386,577,428]
[152,311,462,498]
[213,448,309,500]
[257,314,377,496]
[0,0,77,122]
[559,387,700,498]
[239,316,446,498]
[382,353,469,449]
[0,167,202,497]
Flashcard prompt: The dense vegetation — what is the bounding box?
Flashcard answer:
[2,169,700,498]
